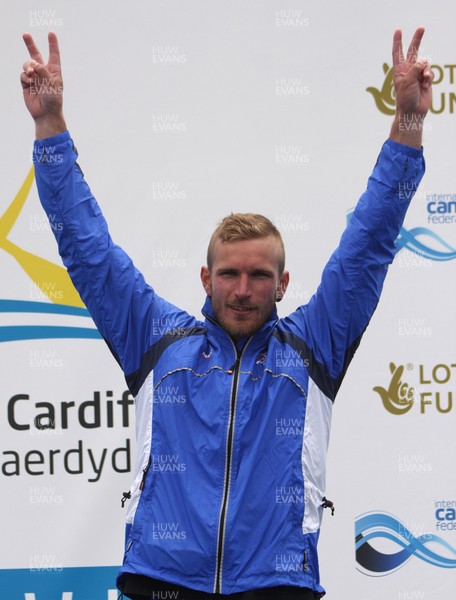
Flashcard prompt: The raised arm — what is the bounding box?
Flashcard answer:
[21,32,67,139]
[280,28,431,400]
[20,33,197,389]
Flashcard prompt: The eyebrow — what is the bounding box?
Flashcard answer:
[215,267,275,276]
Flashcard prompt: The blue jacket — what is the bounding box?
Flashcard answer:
[33,131,424,595]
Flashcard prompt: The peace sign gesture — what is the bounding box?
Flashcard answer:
[392,27,433,117]
[21,31,66,139]
[390,27,433,147]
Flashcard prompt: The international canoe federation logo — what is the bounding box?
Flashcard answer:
[355,512,456,575]
[0,168,101,343]
[346,209,456,262]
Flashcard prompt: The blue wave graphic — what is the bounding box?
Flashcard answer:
[0,299,90,316]
[0,299,101,342]
[396,227,456,261]
[346,210,456,261]
[0,300,90,317]
[0,326,101,342]
[355,511,456,576]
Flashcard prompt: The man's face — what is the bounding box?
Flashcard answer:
[200,236,289,341]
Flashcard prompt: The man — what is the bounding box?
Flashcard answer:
[21,28,433,599]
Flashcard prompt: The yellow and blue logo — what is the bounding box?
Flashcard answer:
[0,169,101,343]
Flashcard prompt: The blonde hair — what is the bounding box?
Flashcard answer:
[207,213,285,273]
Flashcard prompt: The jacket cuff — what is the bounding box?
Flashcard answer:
[385,138,423,158]
[34,130,71,149]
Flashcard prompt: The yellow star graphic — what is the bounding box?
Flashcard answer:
[0,168,84,307]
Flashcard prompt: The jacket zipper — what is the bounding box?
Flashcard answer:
[121,456,152,507]
[139,455,152,491]
[214,336,251,594]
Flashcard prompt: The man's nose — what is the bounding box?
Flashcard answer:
[235,274,251,298]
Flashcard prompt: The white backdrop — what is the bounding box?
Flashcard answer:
[1,1,455,599]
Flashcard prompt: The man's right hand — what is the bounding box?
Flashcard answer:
[21,31,67,140]
[389,27,433,148]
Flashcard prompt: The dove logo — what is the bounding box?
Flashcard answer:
[0,169,101,343]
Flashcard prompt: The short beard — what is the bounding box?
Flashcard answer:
[217,318,261,342]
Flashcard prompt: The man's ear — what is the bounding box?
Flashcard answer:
[200,266,212,296]
[276,271,290,302]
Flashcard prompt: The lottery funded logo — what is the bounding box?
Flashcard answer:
[373,361,455,415]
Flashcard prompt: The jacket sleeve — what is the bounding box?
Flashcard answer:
[33,130,198,385]
[280,139,425,400]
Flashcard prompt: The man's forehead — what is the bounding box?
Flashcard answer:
[211,236,282,265]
